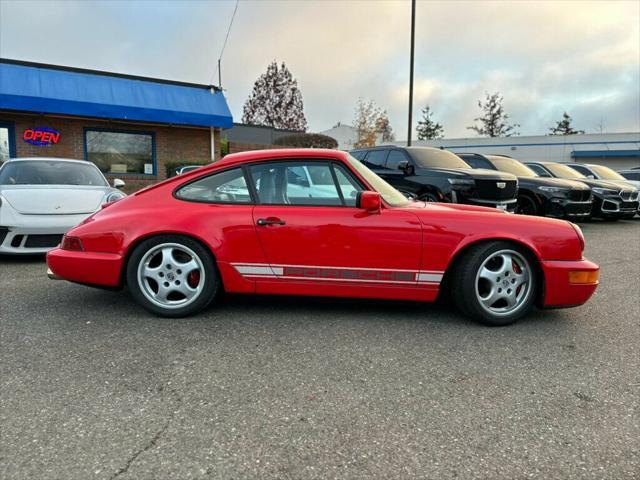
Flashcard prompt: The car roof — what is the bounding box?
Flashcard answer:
[4,157,93,164]
[212,148,348,170]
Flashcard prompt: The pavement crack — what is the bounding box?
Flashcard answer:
[109,421,169,480]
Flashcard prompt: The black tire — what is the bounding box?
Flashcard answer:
[126,235,219,317]
[450,241,538,326]
[419,192,439,202]
[516,195,540,216]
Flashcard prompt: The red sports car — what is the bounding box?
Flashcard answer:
[46,149,599,326]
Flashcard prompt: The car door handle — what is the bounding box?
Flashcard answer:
[256,217,286,226]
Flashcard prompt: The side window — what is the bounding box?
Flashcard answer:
[350,150,366,161]
[528,164,551,177]
[363,150,388,169]
[624,171,640,180]
[250,162,342,206]
[570,164,591,176]
[333,164,363,206]
[464,156,493,169]
[176,168,251,203]
[386,150,409,170]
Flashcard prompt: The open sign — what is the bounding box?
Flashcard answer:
[23,127,61,146]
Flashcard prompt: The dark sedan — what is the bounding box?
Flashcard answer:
[457,154,592,219]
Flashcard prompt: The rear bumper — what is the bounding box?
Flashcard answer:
[46,248,123,287]
[541,258,599,307]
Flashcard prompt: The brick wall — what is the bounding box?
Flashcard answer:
[1,112,220,193]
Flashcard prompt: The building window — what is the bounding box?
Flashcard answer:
[85,129,155,175]
[0,122,16,164]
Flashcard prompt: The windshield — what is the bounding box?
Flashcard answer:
[407,148,471,169]
[588,164,626,181]
[545,163,587,179]
[346,155,410,207]
[0,160,108,186]
[486,156,537,177]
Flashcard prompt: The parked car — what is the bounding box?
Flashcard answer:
[457,153,592,219]
[524,161,639,220]
[174,165,204,176]
[349,146,518,212]
[47,149,599,327]
[0,158,126,254]
[617,169,640,189]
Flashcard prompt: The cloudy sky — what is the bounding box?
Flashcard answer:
[1,0,638,139]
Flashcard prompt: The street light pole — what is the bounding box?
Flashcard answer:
[407,0,416,146]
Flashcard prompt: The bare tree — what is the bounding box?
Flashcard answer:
[467,92,519,137]
[242,61,307,131]
[353,98,395,147]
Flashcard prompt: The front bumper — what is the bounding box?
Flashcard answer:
[465,197,518,212]
[541,258,599,307]
[0,213,91,255]
[545,198,592,219]
[594,196,640,218]
[47,248,123,287]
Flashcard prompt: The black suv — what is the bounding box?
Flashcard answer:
[525,161,639,220]
[349,146,518,211]
[458,153,592,219]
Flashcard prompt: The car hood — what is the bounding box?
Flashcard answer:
[0,185,109,214]
[517,176,590,190]
[417,167,517,181]
[570,178,636,191]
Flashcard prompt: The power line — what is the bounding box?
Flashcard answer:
[210,0,240,88]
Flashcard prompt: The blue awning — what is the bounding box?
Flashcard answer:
[0,60,233,128]
[571,149,640,158]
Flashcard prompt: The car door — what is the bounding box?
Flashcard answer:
[245,159,423,292]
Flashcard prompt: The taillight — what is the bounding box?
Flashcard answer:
[61,235,84,251]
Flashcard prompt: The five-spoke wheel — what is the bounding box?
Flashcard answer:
[127,235,218,317]
[452,241,538,326]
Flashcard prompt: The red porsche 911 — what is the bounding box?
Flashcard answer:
[46,149,599,326]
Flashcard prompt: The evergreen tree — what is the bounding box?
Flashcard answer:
[467,92,519,137]
[416,105,444,140]
[548,112,585,135]
[242,61,307,131]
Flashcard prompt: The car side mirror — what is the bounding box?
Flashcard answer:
[356,191,382,213]
[397,160,413,175]
[113,178,126,189]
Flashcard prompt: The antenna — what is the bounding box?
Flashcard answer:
[210,0,240,89]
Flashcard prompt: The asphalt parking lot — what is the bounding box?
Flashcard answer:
[1,219,639,480]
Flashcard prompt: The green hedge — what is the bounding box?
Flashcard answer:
[274,133,338,149]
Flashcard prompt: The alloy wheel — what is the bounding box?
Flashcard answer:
[136,243,205,309]
[474,249,532,317]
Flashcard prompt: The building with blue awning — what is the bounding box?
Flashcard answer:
[0,58,233,190]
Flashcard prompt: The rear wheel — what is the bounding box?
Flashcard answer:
[451,241,538,326]
[516,195,540,216]
[126,235,219,317]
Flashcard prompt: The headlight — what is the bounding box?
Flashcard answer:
[592,187,618,195]
[104,191,127,203]
[539,186,569,194]
[448,178,475,186]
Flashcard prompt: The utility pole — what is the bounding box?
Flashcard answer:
[407,0,416,146]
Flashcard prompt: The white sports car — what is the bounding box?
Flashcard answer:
[0,157,126,254]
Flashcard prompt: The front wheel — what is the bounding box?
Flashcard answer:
[516,195,540,216]
[451,242,538,326]
[126,235,219,317]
